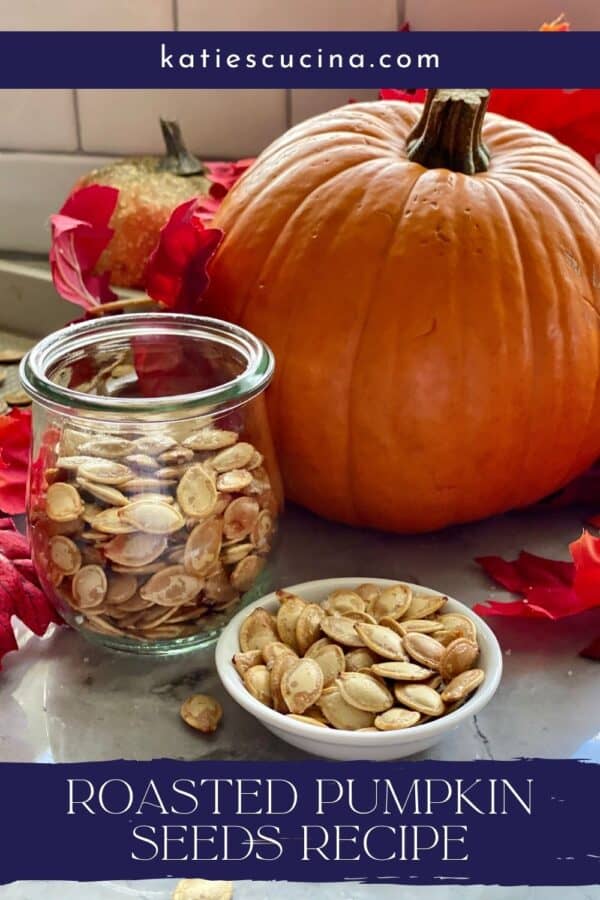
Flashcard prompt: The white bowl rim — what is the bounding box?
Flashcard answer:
[215,577,503,746]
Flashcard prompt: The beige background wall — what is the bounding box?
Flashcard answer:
[0,0,598,254]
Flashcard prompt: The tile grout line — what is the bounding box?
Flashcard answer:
[172,0,179,31]
[72,90,83,152]
[285,90,293,130]
[397,0,407,27]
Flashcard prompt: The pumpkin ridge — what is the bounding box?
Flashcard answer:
[215,144,394,288]
[504,174,600,486]
[346,164,425,525]
[235,157,389,336]
[267,159,398,518]
[479,176,536,508]
[495,175,593,501]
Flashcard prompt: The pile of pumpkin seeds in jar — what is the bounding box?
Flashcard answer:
[33,423,278,642]
[233,583,484,731]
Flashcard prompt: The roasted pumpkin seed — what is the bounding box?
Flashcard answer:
[317,686,375,731]
[184,518,223,577]
[140,566,203,606]
[345,648,379,672]
[239,607,279,653]
[78,460,133,485]
[394,683,445,716]
[223,497,259,541]
[281,658,323,715]
[72,564,108,609]
[355,583,381,605]
[120,500,185,535]
[216,469,253,492]
[374,708,421,731]
[355,623,407,660]
[270,652,298,712]
[46,482,84,522]
[49,535,81,575]
[244,665,272,706]
[183,427,239,451]
[230,554,264,591]
[437,613,478,642]
[403,632,445,669]
[368,583,412,621]
[321,616,364,647]
[211,442,255,472]
[397,618,444,635]
[106,573,138,605]
[296,603,326,654]
[176,464,217,517]
[233,648,263,677]
[173,878,233,900]
[79,437,134,458]
[276,595,306,651]
[287,714,328,728]
[440,638,479,682]
[441,668,485,703]
[76,478,129,507]
[403,591,447,620]
[180,694,223,733]
[338,672,394,713]
[370,660,434,681]
[104,532,167,567]
[310,642,345,687]
[323,589,365,616]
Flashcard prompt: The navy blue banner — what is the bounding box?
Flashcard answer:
[0,31,598,88]
[1,758,598,885]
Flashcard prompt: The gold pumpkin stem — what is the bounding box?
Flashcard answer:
[158,118,206,177]
[406,89,491,175]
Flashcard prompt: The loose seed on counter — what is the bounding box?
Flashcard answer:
[173,878,233,900]
[180,694,223,733]
[233,582,485,732]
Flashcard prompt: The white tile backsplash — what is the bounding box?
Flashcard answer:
[290,89,378,125]
[405,0,600,30]
[0,152,116,253]
[77,89,287,158]
[0,91,78,152]
[0,0,174,29]
[0,0,596,257]
[178,0,398,30]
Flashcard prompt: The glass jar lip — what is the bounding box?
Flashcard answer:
[20,313,275,418]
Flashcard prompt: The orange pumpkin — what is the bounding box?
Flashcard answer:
[204,89,600,533]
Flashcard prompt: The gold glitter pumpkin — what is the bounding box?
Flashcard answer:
[75,120,210,289]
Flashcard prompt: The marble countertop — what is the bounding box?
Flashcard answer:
[1,503,599,899]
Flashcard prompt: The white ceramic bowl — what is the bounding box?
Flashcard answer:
[215,577,502,760]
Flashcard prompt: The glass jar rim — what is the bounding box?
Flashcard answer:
[20,313,274,419]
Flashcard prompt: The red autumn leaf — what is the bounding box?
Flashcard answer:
[580,636,600,660]
[0,408,32,515]
[144,198,223,314]
[569,530,600,609]
[0,518,60,669]
[49,184,119,311]
[474,533,600,621]
[195,194,223,227]
[205,158,254,198]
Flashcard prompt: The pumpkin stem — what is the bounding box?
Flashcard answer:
[406,89,491,175]
[158,118,205,177]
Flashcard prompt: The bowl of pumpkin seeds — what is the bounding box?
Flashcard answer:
[216,577,502,760]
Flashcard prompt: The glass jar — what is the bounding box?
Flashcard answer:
[20,313,282,656]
